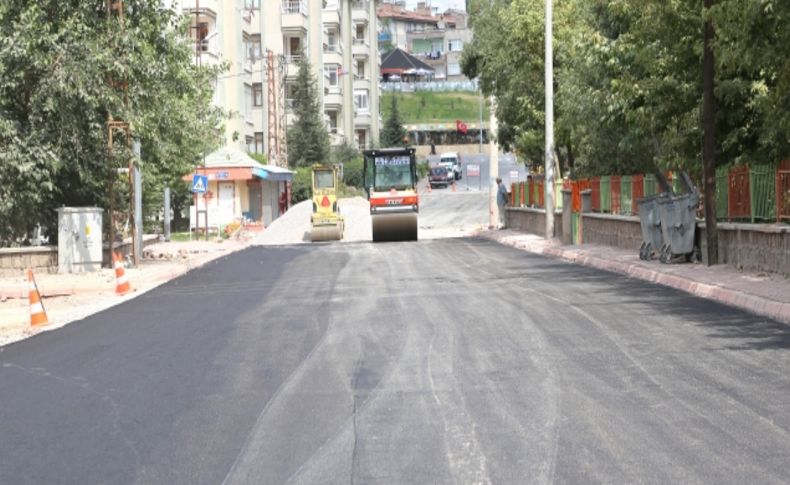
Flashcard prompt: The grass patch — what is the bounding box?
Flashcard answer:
[382,91,489,124]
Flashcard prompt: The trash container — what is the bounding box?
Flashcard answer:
[656,190,700,263]
[636,194,668,260]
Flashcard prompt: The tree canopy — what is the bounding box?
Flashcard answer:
[286,53,330,168]
[463,0,790,178]
[380,96,408,147]
[0,0,225,246]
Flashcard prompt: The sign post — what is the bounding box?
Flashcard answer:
[191,174,208,240]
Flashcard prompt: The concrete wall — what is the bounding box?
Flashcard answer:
[698,223,790,275]
[581,213,643,252]
[506,207,562,239]
[574,210,790,277]
[415,143,491,158]
[0,236,160,276]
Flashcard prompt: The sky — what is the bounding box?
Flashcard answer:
[404,0,466,12]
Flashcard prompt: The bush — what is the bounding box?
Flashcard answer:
[291,166,312,204]
[343,157,364,188]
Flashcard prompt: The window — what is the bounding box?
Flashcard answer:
[253,83,263,107]
[448,39,463,52]
[325,64,339,87]
[244,0,260,9]
[327,31,337,51]
[244,84,253,120]
[356,60,365,79]
[448,63,461,76]
[355,24,365,42]
[249,34,262,61]
[326,111,338,133]
[354,89,369,112]
[254,132,264,153]
[246,135,254,153]
[193,22,209,52]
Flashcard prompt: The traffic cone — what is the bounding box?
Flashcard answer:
[27,269,49,327]
[112,252,132,295]
[452,181,457,192]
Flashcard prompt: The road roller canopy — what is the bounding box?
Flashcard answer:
[363,147,417,195]
[313,168,335,189]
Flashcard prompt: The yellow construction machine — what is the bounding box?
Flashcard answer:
[310,165,345,242]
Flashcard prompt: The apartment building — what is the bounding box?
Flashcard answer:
[377,1,473,81]
[178,0,380,163]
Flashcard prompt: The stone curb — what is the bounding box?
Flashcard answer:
[477,231,790,325]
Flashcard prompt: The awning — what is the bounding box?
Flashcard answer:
[253,165,294,182]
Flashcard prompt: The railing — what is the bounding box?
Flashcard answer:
[778,160,790,221]
[281,0,307,15]
[507,163,788,223]
[283,54,301,64]
[380,80,479,92]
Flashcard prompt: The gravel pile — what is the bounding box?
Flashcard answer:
[252,197,372,245]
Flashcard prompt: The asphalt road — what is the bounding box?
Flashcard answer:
[2,234,789,483]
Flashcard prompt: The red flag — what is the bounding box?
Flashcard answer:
[456,119,468,134]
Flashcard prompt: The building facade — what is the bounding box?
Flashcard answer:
[377,2,473,82]
[177,0,381,165]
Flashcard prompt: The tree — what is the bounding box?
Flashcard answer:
[380,96,408,147]
[0,1,225,246]
[286,53,329,167]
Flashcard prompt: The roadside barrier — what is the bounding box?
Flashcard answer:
[27,269,49,327]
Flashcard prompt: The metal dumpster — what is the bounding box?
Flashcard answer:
[636,194,667,260]
[656,189,700,263]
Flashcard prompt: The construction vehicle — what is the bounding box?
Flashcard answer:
[310,165,345,241]
[363,147,419,242]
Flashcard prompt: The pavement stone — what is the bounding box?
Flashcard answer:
[477,229,790,324]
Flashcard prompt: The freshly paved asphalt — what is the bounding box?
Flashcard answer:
[2,234,789,483]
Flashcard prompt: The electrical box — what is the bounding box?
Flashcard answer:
[57,207,103,273]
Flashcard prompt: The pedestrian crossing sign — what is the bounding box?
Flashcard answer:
[191,175,208,193]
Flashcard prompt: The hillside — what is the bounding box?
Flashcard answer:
[381,91,490,124]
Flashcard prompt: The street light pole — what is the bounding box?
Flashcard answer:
[479,85,483,153]
[544,0,555,238]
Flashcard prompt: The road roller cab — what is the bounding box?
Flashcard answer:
[363,147,419,242]
[310,165,345,241]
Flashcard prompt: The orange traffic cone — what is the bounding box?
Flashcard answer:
[27,269,49,327]
[112,252,132,295]
[452,181,457,192]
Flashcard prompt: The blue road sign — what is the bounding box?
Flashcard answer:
[191,175,208,193]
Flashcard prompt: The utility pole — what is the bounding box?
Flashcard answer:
[544,0,555,238]
[702,0,718,265]
[479,85,483,153]
[489,97,499,229]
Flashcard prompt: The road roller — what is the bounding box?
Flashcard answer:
[310,165,345,242]
[362,147,419,242]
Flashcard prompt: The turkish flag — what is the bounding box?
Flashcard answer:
[456,119,468,134]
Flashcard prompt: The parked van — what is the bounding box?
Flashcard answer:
[440,152,462,180]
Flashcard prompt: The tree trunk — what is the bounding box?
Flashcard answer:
[702,0,718,265]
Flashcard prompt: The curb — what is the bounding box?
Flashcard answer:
[478,231,790,325]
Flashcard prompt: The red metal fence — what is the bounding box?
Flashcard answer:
[728,165,751,219]
[778,160,790,221]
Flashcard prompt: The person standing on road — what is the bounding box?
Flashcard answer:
[496,177,508,229]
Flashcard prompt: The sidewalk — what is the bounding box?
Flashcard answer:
[477,229,790,324]
[0,239,250,346]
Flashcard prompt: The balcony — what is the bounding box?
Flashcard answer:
[351,2,369,22]
[281,0,308,33]
[193,33,221,64]
[181,0,219,16]
[324,86,343,108]
[322,5,340,27]
[284,55,302,77]
[352,38,369,58]
[353,76,370,90]
[323,42,343,65]
[354,110,372,127]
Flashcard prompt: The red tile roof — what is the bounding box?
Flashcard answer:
[377,3,438,24]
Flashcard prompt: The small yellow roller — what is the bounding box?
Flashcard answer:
[310,165,344,242]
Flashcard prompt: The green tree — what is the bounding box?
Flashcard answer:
[0,1,225,246]
[286,53,329,167]
[380,96,407,147]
